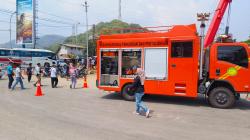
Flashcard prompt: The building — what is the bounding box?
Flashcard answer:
[57,44,85,59]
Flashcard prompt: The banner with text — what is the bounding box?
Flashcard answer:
[16,0,33,44]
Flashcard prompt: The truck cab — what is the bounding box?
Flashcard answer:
[202,42,250,108]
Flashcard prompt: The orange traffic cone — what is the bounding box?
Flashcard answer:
[35,84,44,96]
[82,77,88,88]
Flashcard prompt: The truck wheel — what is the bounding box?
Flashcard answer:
[122,84,135,101]
[208,87,236,109]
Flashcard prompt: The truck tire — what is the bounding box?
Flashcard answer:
[122,84,135,101]
[208,87,236,109]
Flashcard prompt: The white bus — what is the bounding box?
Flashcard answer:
[0,48,57,67]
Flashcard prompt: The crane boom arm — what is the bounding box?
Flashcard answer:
[204,0,232,48]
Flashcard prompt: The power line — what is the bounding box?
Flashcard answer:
[0,8,75,25]
[37,17,74,25]
[0,20,10,23]
[56,0,82,6]
[0,29,10,31]
[0,8,14,14]
[39,23,72,28]
[38,10,78,23]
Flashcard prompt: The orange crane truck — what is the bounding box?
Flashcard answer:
[96,0,250,108]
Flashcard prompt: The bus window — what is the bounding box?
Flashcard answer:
[0,50,9,56]
[20,51,32,57]
[121,49,141,78]
[13,50,20,57]
[100,50,119,86]
[47,52,56,60]
[32,52,42,57]
[41,52,50,57]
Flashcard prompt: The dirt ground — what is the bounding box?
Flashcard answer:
[0,74,250,140]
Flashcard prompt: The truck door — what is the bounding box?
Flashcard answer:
[210,44,250,92]
[169,41,198,97]
[144,48,169,94]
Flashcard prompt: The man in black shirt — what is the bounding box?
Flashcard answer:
[129,68,150,118]
[26,63,32,83]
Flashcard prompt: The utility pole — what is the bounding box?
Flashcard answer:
[83,1,89,71]
[197,13,210,80]
[75,22,80,45]
[92,24,96,55]
[118,0,122,20]
[10,11,16,49]
[72,24,76,44]
[33,0,38,49]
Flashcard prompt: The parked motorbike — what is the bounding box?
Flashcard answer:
[77,65,87,78]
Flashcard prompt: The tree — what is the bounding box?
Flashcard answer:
[48,20,144,57]
[47,43,61,53]
[244,39,250,44]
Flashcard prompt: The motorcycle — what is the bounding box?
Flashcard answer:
[58,65,68,78]
[77,65,87,78]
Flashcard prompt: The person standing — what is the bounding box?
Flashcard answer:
[129,68,150,118]
[26,63,33,83]
[34,63,41,87]
[50,62,58,88]
[12,64,25,90]
[66,63,70,80]
[69,63,77,89]
[91,58,95,69]
[7,62,14,89]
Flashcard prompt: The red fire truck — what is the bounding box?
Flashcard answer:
[96,0,250,108]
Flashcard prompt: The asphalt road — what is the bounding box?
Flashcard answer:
[0,75,250,140]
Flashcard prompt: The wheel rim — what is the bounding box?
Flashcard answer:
[215,92,228,105]
[126,86,135,96]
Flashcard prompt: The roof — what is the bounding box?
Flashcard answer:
[0,48,54,53]
[99,24,198,40]
[61,44,85,49]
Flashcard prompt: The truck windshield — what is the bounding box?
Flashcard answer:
[217,46,248,68]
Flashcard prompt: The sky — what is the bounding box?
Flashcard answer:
[0,0,249,44]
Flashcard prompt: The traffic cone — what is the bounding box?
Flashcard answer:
[82,77,88,88]
[35,84,44,96]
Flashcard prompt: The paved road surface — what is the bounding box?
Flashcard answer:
[0,75,250,140]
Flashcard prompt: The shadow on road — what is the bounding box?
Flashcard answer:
[102,92,250,110]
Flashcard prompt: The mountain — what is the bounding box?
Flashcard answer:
[64,19,142,45]
[0,35,66,49]
[57,19,143,56]
[36,35,66,49]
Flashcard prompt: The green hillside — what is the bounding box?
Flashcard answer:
[244,39,250,44]
[48,20,143,56]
